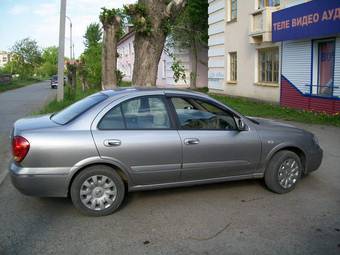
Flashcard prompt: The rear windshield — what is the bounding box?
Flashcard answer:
[51,94,108,125]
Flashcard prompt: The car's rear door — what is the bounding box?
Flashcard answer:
[168,96,261,181]
[91,95,182,186]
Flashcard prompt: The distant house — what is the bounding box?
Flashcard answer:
[117,30,208,88]
[0,51,10,68]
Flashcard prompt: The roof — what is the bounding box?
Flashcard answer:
[118,30,135,46]
[100,87,207,98]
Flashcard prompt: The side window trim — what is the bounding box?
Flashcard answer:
[167,95,238,131]
[98,95,175,130]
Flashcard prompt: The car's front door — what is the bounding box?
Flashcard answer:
[91,95,182,186]
[168,96,261,181]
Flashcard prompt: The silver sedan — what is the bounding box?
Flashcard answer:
[10,88,323,216]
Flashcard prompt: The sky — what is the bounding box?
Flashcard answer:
[0,0,135,58]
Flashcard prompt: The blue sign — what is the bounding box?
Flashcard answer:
[272,0,340,42]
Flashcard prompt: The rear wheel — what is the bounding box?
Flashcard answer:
[70,165,125,216]
[265,150,302,194]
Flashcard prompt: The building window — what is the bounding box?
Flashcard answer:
[229,52,237,82]
[312,39,336,97]
[229,0,237,21]
[162,60,166,79]
[258,48,279,84]
[128,64,132,77]
[3,57,7,62]
[258,0,280,9]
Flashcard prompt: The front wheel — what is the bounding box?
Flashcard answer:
[70,165,125,216]
[265,150,302,194]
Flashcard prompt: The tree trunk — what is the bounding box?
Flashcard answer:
[101,21,119,90]
[190,38,198,89]
[133,30,166,86]
[132,0,186,86]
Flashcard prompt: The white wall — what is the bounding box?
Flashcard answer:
[208,0,281,102]
[208,0,225,90]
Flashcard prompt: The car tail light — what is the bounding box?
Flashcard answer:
[12,136,30,162]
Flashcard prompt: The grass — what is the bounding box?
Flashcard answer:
[38,85,340,127]
[210,94,340,127]
[38,86,98,115]
[0,78,43,93]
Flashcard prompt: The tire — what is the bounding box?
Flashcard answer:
[264,150,302,194]
[70,165,125,216]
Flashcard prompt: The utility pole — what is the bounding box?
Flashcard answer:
[57,0,66,102]
[66,16,72,60]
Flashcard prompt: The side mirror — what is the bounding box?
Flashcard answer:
[236,118,247,131]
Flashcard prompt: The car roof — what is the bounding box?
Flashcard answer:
[99,87,207,98]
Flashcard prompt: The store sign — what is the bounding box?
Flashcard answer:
[272,0,340,42]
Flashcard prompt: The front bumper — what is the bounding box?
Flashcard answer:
[9,162,68,197]
[306,146,323,174]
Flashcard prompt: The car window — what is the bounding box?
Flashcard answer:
[98,106,125,130]
[99,96,171,130]
[51,94,108,125]
[171,97,237,130]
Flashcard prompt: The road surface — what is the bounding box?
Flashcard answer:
[0,81,56,183]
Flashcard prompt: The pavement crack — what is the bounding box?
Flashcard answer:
[241,197,264,203]
[188,223,231,241]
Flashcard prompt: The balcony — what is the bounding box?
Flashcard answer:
[249,7,279,43]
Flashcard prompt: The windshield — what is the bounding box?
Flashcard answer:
[51,94,108,125]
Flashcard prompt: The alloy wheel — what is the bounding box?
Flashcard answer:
[80,175,117,211]
[278,158,300,189]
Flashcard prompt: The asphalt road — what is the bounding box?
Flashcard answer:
[0,87,339,254]
[0,81,56,183]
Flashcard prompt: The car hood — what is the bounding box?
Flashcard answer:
[13,114,59,134]
[248,117,305,133]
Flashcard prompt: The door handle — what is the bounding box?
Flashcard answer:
[104,139,121,147]
[184,138,200,145]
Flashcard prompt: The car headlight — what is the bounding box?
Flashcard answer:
[312,134,319,146]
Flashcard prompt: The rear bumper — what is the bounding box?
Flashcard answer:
[306,146,323,174]
[9,162,68,197]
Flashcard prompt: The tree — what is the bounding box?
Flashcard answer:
[39,46,58,77]
[84,23,102,48]
[125,0,187,86]
[81,23,102,88]
[100,8,122,90]
[10,38,42,78]
[169,0,208,88]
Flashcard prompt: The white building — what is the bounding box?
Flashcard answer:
[208,0,286,102]
[0,51,10,68]
[117,31,208,88]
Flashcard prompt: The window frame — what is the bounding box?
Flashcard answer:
[258,47,279,84]
[258,0,280,9]
[97,95,176,131]
[229,52,237,82]
[229,0,237,21]
[167,95,239,131]
[312,38,336,97]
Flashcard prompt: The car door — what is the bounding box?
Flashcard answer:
[91,95,182,186]
[168,96,261,181]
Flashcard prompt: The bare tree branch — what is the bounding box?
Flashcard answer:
[165,0,187,18]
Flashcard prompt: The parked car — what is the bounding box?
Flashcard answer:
[10,88,323,216]
[50,75,67,89]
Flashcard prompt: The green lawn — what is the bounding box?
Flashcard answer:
[210,94,340,127]
[0,78,44,93]
[38,86,340,127]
